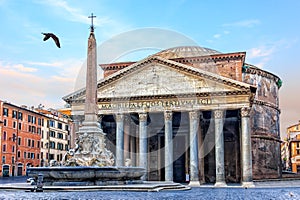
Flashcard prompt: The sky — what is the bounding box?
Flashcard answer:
[0,0,299,139]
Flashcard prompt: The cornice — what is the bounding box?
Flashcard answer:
[171,52,246,64]
[243,63,281,86]
[252,100,280,113]
[96,90,251,103]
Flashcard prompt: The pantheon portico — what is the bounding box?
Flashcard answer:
[63,46,282,186]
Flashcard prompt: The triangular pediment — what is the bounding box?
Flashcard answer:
[63,56,255,102]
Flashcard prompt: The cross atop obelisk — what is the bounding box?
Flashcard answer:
[88,13,96,32]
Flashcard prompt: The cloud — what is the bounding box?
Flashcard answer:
[247,46,275,59]
[13,64,38,73]
[26,61,64,67]
[223,19,260,28]
[0,59,82,108]
[38,0,112,26]
[213,34,221,39]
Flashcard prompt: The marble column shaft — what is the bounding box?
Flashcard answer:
[189,111,200,182]
[164,111,173,181]
[214,110,226,186]
[116,113,124,166]
[124,116,130,160]
[241,107,253,183]
[139,113,148,180]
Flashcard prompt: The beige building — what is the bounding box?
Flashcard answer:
[37,109,72,166]
[285,122,300,173]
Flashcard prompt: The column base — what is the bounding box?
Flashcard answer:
[214,181,227,187]
[188,181,201,187]
[242,181,255,188]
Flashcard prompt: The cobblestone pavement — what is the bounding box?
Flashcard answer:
[1,187,300,200]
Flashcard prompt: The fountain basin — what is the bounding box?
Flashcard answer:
[27,166,146,186]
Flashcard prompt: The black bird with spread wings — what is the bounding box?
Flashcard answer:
[42,33,60,48]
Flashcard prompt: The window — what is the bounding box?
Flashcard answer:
[18,122,22,130]
[49,120,55,127]
[3,131,7,140]
[37,128,41,134]
[50,131,56,137]
[24,152,26,159]
[12,145,15,153]
[46,153,48,160]
[18,112,23,120]
[28,139,31,147]
[13,121,16,128]
[12,156,15,164]
[12,110,17,119]
[37,153,40,159]
[2,156,5,164]
[32,140,35,148]
[32,126,36,133]
[3,108,8,116]
[65,125,69,131]
[4,119,7,126]
[38,118,42,126]
[50,141,55,149]
[17,151,21,158]
[31,153,35,159]
[49,154,54,160]
[57,154,60,161]
[58,122,62,129]
[18,137,21,145]
[28,115,32,123]
[29,125,32,132]
[65,144,69,151]
[57,143,63,150]
[27,153,30,159]
[42,131,44,138]
[37,141,40,148]
[2,144,6,152]
[12,133,16,141]
[58,133,63,139]
[41,142,43,148]
[32,116,36,124]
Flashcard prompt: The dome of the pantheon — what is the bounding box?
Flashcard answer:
[155,46,221,59]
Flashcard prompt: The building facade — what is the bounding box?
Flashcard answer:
[284,122,300,173]
[0,101,73,176]
[0,101,43,176]
[36,108,72,167]
[64,45,282,185]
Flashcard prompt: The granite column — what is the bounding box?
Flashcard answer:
[164,111,173,182]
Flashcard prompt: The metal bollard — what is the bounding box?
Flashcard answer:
[36,174,44,192]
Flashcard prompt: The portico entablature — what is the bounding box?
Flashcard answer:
[63,56,256,116]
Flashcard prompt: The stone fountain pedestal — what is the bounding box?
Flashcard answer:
[27,166,146,186]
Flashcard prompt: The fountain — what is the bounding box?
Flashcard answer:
[27,14,145,186]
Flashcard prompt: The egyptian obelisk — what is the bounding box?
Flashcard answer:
[72,13,114,166]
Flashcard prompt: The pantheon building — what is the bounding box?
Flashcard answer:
[63,45,282,186]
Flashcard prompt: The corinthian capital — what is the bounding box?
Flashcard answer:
[115,113,124,122]
[241,107,251,117]
[164,111,173,121]
[213,110,224,119]
[139,113,148,122]
[189,111,199,120]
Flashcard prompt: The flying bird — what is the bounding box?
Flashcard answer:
[41,33,60,48]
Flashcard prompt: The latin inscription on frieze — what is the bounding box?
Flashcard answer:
[99,98,212,111]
